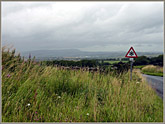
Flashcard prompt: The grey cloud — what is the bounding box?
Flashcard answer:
[2,2,52,17]
[2,2,164,52]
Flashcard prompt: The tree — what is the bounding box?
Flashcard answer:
[134,56,149,65]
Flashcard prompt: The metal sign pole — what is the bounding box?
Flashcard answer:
[125,47,137,81]
[130,58,134,81]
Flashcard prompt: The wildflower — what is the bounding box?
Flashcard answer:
[86,113,89,116]
[34,92,38,98]
[7,74,11,78]
[29,54,31,59]
[136,82,140,84]
[34,118,39,121]
[35,112,37,114]
[27,103,30,106]
[58,96,61,99]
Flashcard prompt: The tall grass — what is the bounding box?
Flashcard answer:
[142,65,163,77]
[2,47,163,122]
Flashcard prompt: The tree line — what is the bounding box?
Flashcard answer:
[134,55,163,66]
[42,54,163,67]
[42,59,99,67]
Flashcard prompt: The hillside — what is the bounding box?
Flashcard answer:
[2,47,163,122]
[21,49,162,60]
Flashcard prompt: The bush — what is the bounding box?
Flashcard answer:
[142,65,163,73]
[142,65,163,76]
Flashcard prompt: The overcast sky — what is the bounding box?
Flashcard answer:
[2,2,164,52]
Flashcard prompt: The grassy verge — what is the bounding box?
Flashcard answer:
[141,65,163,77]
[2,47,163,122]
[134,65,145,69]
[142,72,163,77]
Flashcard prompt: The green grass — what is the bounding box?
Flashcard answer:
[141,65,163,77]
[104,61,128,64]
[2,47,163,122]
[134,65,145,69]
[142,72,163,77]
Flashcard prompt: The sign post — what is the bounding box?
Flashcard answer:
[130,58,133,80]
[125,47,138,81]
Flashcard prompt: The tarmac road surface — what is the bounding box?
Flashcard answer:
[142,74,163,99]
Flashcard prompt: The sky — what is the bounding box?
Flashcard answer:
[2,2,164,53]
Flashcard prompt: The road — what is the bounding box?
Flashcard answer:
[142,74,163,99]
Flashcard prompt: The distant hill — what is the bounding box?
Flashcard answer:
[21,49,162,60]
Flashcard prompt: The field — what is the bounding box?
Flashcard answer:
[141,65,163,77]
[134,65,145,69]
[104,60,128,64]
[2,48,163,122]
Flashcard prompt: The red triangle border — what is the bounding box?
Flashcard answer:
[125,47,138,58]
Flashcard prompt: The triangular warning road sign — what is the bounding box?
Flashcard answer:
[125,47,138,58]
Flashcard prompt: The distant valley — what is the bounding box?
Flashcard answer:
[21,49,162,60]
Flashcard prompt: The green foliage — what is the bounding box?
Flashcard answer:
[134,56,149,66]
[149,55,163,66]
[2,47,163,122]
[134,55,163,66]
[142,65,163,77]
[134,65,145,69]
[43,59,98,67]
[103,60,128,64]
[142,72,163,77]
